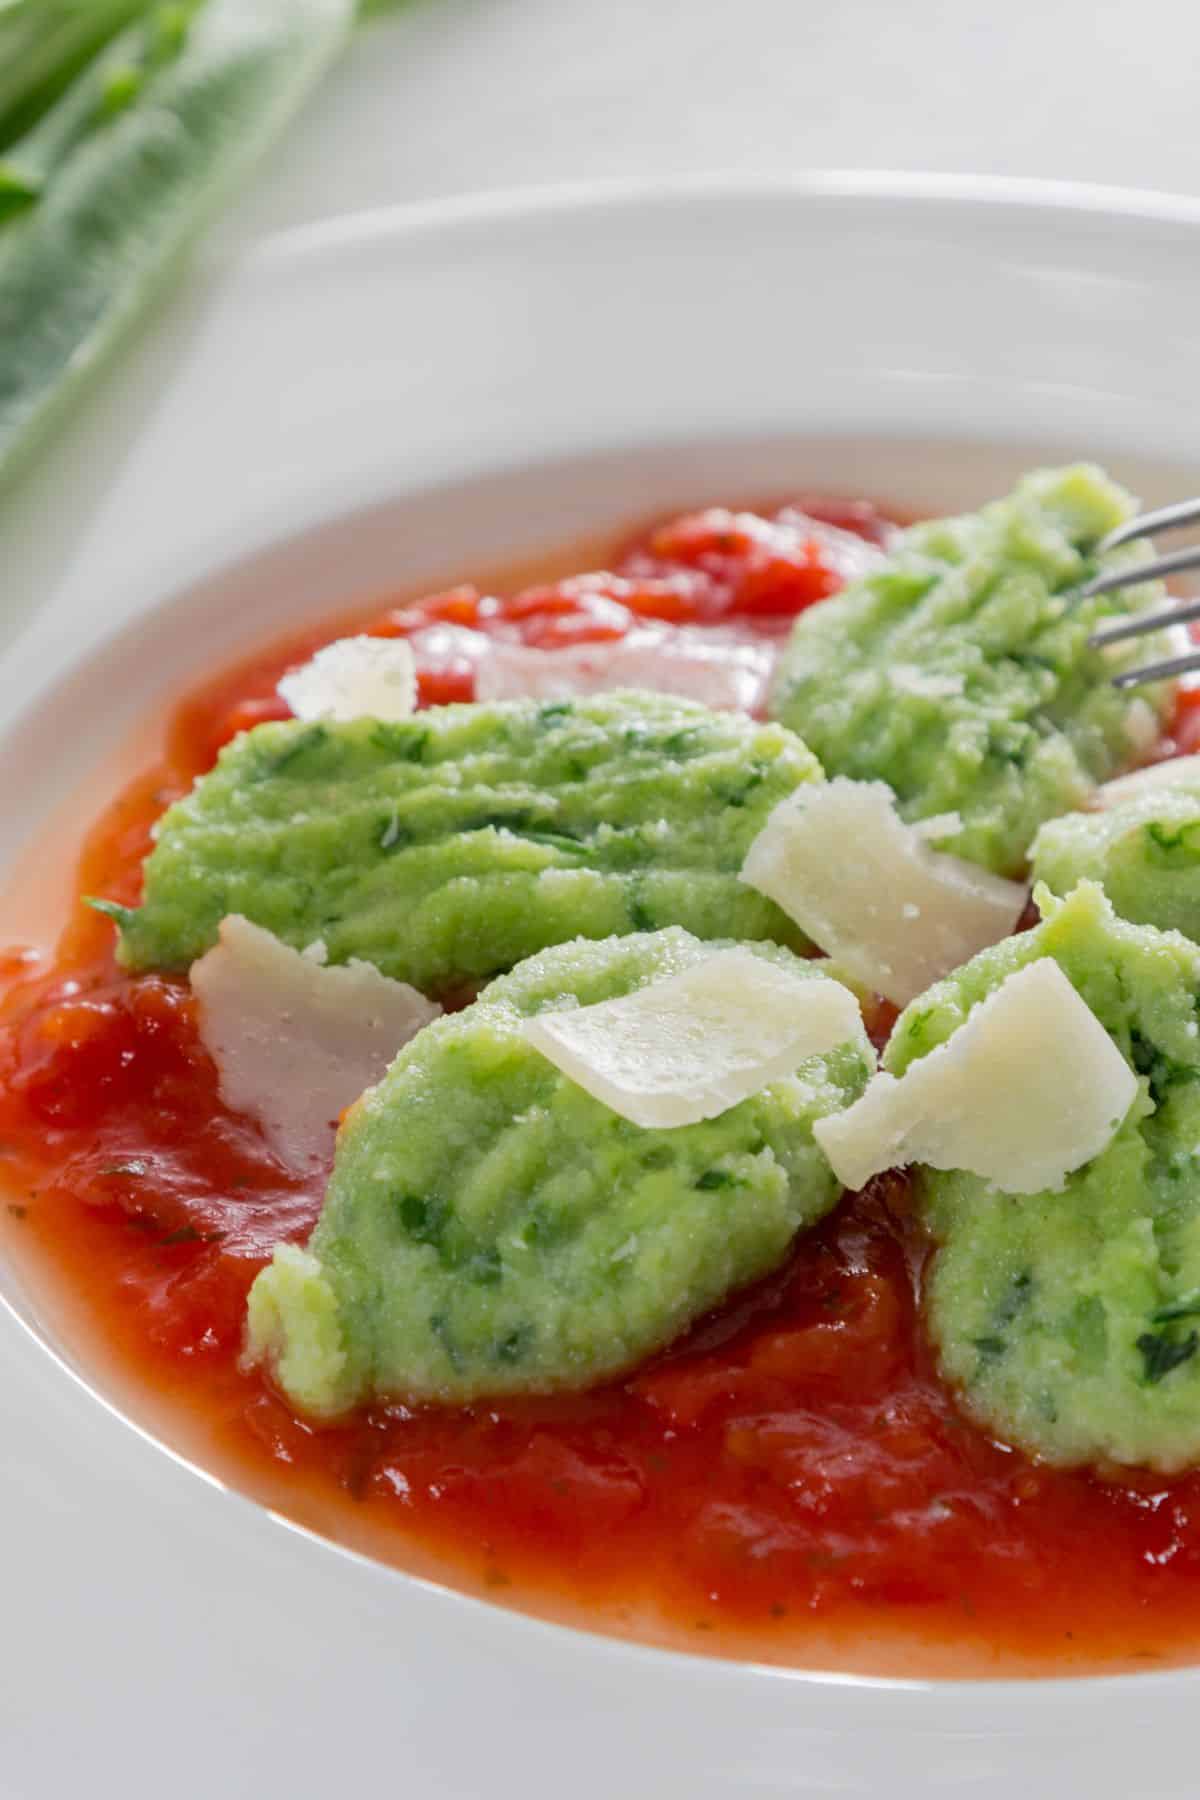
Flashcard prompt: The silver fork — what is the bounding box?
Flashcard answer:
[1077,498,1200,688]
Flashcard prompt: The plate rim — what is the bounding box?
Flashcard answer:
[7,167,1200,1712]
[247,166,1200,264]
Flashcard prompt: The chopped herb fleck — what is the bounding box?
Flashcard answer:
[397,1193,448,1246]
[370,722,429,761]
[495,1324,533,1364]
[992,1269,1033,1330]
[1136,1328,1199,1384]
[696,1169,736,1190]
[1009,650,1057,675]
[1146,819,1200,859]
[641,1146,673,1171]
[904,1006,937,1050]
[723,764,767,808]
[259,724,328,776]
[518,830,589,856]
[628,888,654,931]
[1152,1290,1200,1325]
[662,727,703,757]
[84,896,137,931]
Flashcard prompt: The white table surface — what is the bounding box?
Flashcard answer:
[232,0,1200,238]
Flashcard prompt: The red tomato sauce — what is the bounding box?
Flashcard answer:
[6,495,1200,1678]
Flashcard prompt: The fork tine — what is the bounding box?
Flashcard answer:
[1111,647,1200,690]
[1076,543,1200,600]
[1090,594,1200,648]
[1098,497,1200,553]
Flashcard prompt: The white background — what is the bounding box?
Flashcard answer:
[232,0,1200,239]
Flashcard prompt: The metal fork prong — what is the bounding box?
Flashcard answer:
[1076,543,1200,600]
[1090,594,1200,648]
[1098,497,1200,553]
[1111,647,1200,690]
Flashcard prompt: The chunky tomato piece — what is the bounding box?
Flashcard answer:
[366,584,487,637]
[207,694,292,763]
[1172,685,1200,756]
[496,581,636,647]
[415,665,476,707]
[643,507,843,618]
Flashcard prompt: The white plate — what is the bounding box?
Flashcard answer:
[4,174,1200,1799]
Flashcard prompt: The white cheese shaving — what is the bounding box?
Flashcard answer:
[814,959,1136,1195]
[191,916,440,1171]
[740,780,1028,1007]
[475,625,775,713]
[1098,753,1200,808]
[1123,697,1162,758]
[278,635,417,724]
[911,811,964,843]
[406,622,491,675]
[522,948,865,1129]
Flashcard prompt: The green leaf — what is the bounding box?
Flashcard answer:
[0,0,355,489]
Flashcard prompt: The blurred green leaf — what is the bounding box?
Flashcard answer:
[0,0,156,149]
[0,0,356,488]
[0,4,202,221]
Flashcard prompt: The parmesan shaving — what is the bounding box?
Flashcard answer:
[278,635,417,724]
[911,811,964,843]
[814,960,1136,1195]
[1123,697,1162,758]
[192,916,440,1171]
[522,948,865,1129]
[740,779,1028,1007]
[1098,754,1200,809]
